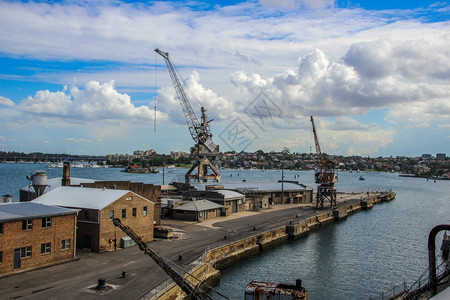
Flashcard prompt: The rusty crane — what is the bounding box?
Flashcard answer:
[310,116,337,209]
[155,48,220,184]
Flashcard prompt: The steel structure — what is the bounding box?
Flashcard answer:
[112,218,228,300]
[310,116,337,209]
[155,48,220,183]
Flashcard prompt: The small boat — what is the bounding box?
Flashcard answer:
[359,176,365,181]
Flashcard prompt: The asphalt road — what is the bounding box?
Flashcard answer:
[0,192,370,300]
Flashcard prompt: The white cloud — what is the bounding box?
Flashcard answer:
[259,0,335,9]
[0,1,449,155]
[0,96,15,106]
[19,80,165,124]
[65,137,91,143]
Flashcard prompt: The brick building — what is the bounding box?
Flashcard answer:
[71,180,161,225]
[32,186,155,252]
[0,202,78,276]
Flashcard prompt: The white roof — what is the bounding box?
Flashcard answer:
[32,186,141,210]
[0,202,78,222]
[174,199,224,212]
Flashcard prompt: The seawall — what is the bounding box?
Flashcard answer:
[154,190,395,299]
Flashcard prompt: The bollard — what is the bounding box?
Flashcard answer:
[122,271,126,278]
[97,278,106,290]
[224,235,227,240]
[178,255,182,261]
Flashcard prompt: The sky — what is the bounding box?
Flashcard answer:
[0,0,449,157]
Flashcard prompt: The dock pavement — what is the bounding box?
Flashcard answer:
[0,192,387,300]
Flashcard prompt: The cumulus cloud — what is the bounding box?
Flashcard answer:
[157,70,235,125]
[19,80,164,123]
[1,0,449,155]
[231,40,450,122]
[0,96,15,106]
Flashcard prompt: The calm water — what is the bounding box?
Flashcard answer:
[1,163,449,299]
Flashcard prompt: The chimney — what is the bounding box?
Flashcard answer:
[2,194,13,203]
[62,161,71,186]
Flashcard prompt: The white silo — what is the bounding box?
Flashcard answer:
[29,170,49,197]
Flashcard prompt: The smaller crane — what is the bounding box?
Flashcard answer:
[112,218,228,300]
[310,116,337,209]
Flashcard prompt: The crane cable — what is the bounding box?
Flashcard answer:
[171,56,204,109]
[154,50,157,132]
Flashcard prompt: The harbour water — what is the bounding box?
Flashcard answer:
[0,163,449,299]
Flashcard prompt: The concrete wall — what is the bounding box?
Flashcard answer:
[0,214,77,276]
[155,190,396,300]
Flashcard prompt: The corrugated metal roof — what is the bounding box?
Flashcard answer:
[32,186,134,210]
[0,202,77,222]
[213,190,245,199]
[173,199,224,212]
[193,181,310,193]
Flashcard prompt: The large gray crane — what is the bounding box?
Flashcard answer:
[155,48,220,183]
[310,116,337,209]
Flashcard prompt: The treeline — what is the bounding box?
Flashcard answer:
[107,154,191,168]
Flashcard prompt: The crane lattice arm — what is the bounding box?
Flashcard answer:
[310,116,336,184]
[155,48,215,151]
[310,116,325,172]
[112,218,214,300]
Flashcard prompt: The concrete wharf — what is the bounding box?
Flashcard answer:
[0,190,395,300]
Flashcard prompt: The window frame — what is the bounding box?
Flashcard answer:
[61,239,71,250]
[132,207,137,217]
[143,206,147,217]
[109,210,114,220]
[20,246,32,258]
[121,208,126,218]
[22,219,33,231]
[41,242,51,254]
[41,217,52,228]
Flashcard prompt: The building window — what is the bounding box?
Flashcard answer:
[132,207,137,217]
[122,209,126,218]
[41,243,51,254]
[0,251,3,263]
[109,210,114,220]
[83,210,90,219]
[42,217,52,228]
[126,196,133,200]
[61,239,70,250]
[143,206,147,216]
[22,219,33,231]
[20,246,32,258]
[0,223,3,234]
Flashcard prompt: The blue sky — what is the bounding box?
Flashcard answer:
[0,0,449,157]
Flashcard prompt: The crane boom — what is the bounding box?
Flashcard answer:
[310,116,324,176]
[112,218,214,300]
[154,48,215,150]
